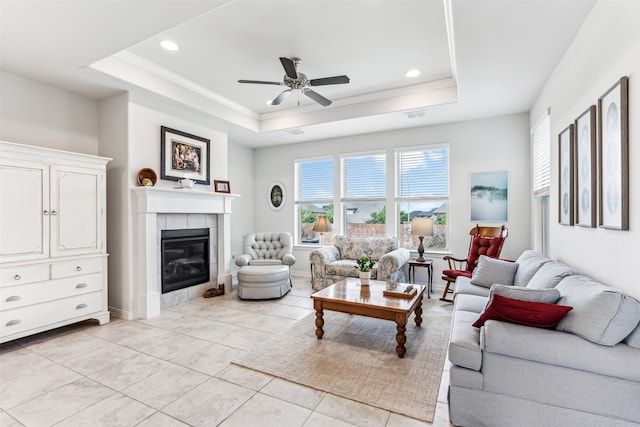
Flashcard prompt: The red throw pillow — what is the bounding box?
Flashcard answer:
[473,294,573,329]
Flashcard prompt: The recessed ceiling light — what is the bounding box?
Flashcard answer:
[160,40,179,51]
[406,69,421,78]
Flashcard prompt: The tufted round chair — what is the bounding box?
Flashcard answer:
[235,232,296,267]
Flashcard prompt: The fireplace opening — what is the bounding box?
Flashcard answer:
[161,228,210,294]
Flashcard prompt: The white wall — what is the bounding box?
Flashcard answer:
[253,113,531,280]
[228,141,255,261]
[0,71,99,154]
[530,0,640,299]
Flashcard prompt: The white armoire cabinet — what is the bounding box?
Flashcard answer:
[0,141,111,343]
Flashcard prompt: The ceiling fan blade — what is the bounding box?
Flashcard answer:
[303,89,332,107]
[309,75,350,86]
[270,90,291,105]
[279,57,298,79]
[238,79,283,86]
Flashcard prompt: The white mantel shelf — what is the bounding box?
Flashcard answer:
[131,186,239,319]
[132,186,239,214]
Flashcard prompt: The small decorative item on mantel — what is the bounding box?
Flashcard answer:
[355,257,375,286]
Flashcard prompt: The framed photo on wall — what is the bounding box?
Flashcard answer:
[268,181,286,211]
[598,76,629,230]
[558,124,574,226]
[574,106,596,228]
[469,171,508,222]
[161,126,211,185]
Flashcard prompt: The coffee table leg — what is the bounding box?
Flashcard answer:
[415,295,423,327]
[395,316,407,358]
[314,304,324,340]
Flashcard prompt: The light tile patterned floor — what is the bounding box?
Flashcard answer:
[0,277,454,427]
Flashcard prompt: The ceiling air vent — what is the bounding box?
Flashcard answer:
[404,110,426,119]
[286,128,305,135]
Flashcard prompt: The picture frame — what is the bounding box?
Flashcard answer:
[598,76,629,230]
[574,106,596,228]
[469,171,508,222]
[214,180,230,193]
[558,124,574,226]
[268,181,286,211]
[160,126,211,185]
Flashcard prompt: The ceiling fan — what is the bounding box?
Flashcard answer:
[238,57,350,107]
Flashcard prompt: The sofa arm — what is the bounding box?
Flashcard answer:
[377,248,411,281]
[235,254,253,267]
[309,246,340,277]
[281,253,296,266]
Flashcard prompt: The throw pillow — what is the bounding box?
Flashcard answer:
[470,255,518,288]
[513,250,550,287]
[473,294,573,329]
[526,261,576,289]
[488,283,561,305]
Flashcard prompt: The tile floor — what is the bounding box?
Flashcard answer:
[0,277,454,427]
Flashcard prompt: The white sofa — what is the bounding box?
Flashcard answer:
[448,250,640,427]
[309,235,410,290]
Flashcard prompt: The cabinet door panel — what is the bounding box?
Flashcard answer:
[0,162,49,262]
[51,167,102,257]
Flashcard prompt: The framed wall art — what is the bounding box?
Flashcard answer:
[558,124,574,226]
[161,126,211,185]
[268,181,286,211]
[469,171,508,222]
[598,76,629,230]
[214,180,230,193]
[574,106,596,227]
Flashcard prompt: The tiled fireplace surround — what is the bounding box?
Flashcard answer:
[132,187,236,319]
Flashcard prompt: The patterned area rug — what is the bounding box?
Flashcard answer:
[233,300,451,422]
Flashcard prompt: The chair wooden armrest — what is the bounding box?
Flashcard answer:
[443,255,468,270]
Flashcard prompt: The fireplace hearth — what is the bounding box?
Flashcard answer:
[161,228,210,294]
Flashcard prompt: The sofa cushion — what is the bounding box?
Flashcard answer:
[470,255,518,288]
[526,261,576,289]
[513,250,550,287]
[449,310,483,371]
[556,275,640,346]
[333,235,397,261]
[473,294,572,329]
[454,294,488,314]
[453,276,491,299]
[487,284,561,305]
[325,260,378,279]
[624,321,640,349]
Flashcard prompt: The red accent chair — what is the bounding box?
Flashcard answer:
[440,225,508,302]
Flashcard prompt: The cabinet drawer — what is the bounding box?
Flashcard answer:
[0,273,103,311]
[0,265,49,287]
[0,291,102,338]
[51,257,103,279]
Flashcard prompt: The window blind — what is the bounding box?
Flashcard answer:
[397,147,449,198]
[532,114,551,195]
[296,158,333,202]
[342,153,386,199]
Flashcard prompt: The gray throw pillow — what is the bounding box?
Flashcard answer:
[513,250,550,287]
[476,284,562,323]
[470,255,518,288]
[526,261,576,289]
[556,275,640,346]
[624,321,640,349]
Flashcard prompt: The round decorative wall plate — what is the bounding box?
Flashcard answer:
[268,181,286,211]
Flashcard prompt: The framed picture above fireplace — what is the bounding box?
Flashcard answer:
[161,126,211,185]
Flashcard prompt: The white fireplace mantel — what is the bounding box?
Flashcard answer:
[131,187,239,319]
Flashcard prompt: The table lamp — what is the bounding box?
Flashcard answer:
[411,217,433,262]
[312,215,331,244]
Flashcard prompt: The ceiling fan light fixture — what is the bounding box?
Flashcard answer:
[406,69,421,78]
[160,40,179,51]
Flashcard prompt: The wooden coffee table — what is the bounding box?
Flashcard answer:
[310,278,425,358]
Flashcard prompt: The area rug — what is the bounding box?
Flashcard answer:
[232,300,451,422]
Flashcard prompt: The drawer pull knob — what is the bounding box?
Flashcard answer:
[51,210,58,216]
[6,319,21,327]
[76,266,82,271]
[14,274,21,280]
[44,210,49,216]
[76,303,88,310]
[5,295,21,302]
[76,283,88,289]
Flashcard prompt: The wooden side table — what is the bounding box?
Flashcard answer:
[408,259,433,298]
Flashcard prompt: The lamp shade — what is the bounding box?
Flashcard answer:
[411,217,433,236]
[312,215,332,233]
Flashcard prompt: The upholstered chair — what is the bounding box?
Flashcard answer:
[235,232,296,267]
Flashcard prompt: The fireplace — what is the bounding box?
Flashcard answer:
[161,228,210,294]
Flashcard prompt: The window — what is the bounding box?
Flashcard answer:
[342,152,386,237]
[532,112,550,255]
[396,146,449,251]
[295,158,334,244]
